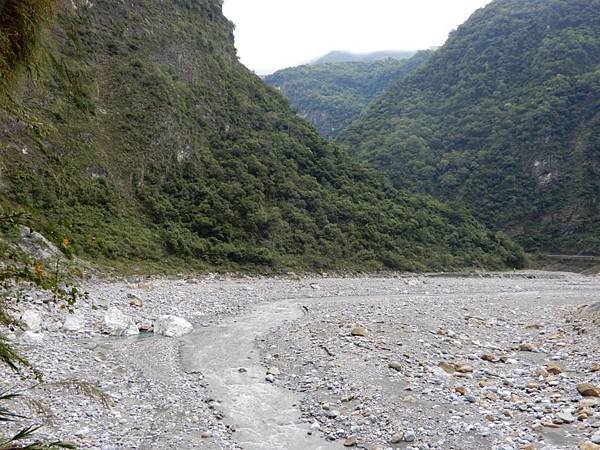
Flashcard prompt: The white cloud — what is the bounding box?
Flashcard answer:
[223,0,493,75]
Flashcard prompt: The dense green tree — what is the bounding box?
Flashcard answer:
[265,52,432,138]
[0,0,524,272]
[339,0,600,254]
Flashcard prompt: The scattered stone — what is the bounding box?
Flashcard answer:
[438,362,456,373]
[154,315,193,337]
[62,314,84,332]
[343,435,357,447]
[556,411,576,424]
[326,409,340,418]
[578,383,600,397]
[581,442,600,450]
[138,322,153,332]
[200,431,212,438]
[129,296,143,308]
[454,386,467,395]
[267,366,280,376]
[103,307,138,336]
[389,432,404,444]
[456,363,474,373]
[403,430,416,442]
[2,273,599,450]
[465,394,477,403]
[138,281,154,291]
[388,361,402,371]
[18,226,63,260]
[592,363,600,373]
[546,363,563,374]
[519,342,537,352]
[19,330,44,345]
[581,398,600,408]
[350,325,367,337]
[20,310,42,332]
[75,427,90,437]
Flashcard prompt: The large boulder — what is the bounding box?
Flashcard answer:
[154,315,193,337]
[103,307,138,336]
[20,309,42,332]
[20,331,44,345]
[18,226,63,260]
[63,314,85,333]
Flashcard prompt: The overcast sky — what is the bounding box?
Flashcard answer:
[222,0,493,75]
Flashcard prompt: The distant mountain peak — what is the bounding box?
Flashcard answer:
[311,50,416,65]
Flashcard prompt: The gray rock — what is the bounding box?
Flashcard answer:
[388,361,402,371]
[556,411,575,424]
[403,430,416,442]
[154,315,193,337]
[20,309,42,332]
[344,435,357,447]
[20,330,44,345]
[350,325,367,337]
[18,226,62,260]
[45,321,63,332]
[129,296,143,308]
[63,314,85,332]
[267,366,281,376]
[390,432,404,444]
[103,307,138,336]
[326,409,340,418]
[138,322,153,332]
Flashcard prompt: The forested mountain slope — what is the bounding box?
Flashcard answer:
[339,0,600,254]
[0,0,525,272]
[265,52,432,138]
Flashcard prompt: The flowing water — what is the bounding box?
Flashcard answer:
[182,299,339,450]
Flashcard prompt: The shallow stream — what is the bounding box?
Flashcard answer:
[182,298,339,450]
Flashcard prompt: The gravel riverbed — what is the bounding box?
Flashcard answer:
[1,271,599,450]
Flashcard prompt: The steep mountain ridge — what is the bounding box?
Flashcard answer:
[265,51,433,138]
[339,0,600,254]
[0,0,524,272]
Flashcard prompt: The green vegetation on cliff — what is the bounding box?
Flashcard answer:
[340,0,600,254]
[0,0,525,272]
[0,0,58,83]
[265,52,432,138]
